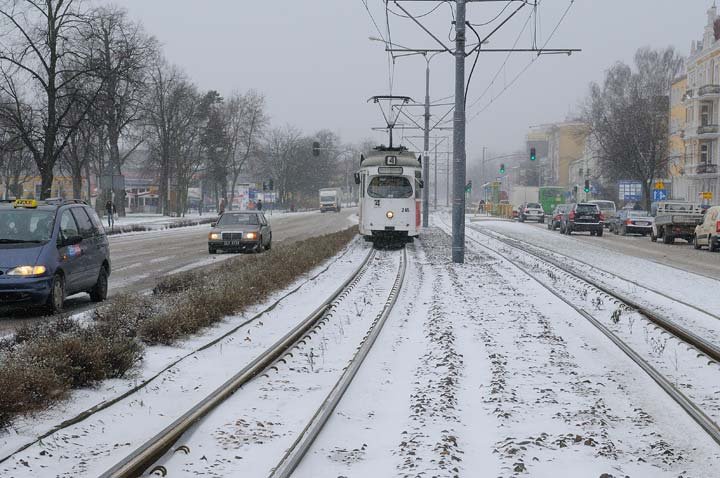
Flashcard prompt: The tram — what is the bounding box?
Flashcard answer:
[355,146,423,245]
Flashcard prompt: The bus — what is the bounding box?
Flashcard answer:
[538,187,566,214]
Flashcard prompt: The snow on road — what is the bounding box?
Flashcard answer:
[0,240,370,477]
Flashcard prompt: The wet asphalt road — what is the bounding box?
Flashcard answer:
[0,209,357,334]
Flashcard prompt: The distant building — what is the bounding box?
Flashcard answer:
[675,4,720,202]
[528,122,588,188]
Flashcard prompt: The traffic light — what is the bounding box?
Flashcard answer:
[465,181,472,193]
[312,141,321,156]
[583,179,590,193]
[262,181,268,192]
[268,178,274,191]
[530,147,536,161]
[499,163,505,174]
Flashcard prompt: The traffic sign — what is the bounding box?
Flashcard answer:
[655,180,665,190]
[702,191,713,200]
[652,189,667,201]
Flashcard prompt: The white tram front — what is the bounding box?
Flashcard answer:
[354,147,423,244]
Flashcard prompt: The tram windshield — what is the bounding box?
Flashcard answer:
[367,176,413,199]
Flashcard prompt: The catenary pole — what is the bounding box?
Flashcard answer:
[434,137,438,209]
[422,57,431,227]
[452,0,467,263]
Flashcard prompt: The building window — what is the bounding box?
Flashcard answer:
[701,103,713,126]
[701,143,713,164]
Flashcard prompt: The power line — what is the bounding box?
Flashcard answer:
[468,0,514,27]
[387,1,448,19]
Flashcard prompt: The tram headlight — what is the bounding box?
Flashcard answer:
[386,211,394,219]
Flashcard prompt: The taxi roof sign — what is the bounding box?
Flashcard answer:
[13,199,38,208]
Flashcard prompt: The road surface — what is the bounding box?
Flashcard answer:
[0,209,357,333]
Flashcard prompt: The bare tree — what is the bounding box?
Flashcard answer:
[260,125,303,207]
[225,90,267,210]
[0,0,100,199]
[584,47,683,209]
[87,6,157,215]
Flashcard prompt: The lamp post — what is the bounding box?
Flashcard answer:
[369,37,441,228]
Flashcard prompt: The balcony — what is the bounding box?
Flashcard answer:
[699,85,720,97]
[696,163,718,175]
[697,124,719,135]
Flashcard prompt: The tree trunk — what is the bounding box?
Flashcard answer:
[642,179,652,211]
[71,164,82,200]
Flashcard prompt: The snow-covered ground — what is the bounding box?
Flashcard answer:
[0,239,371,476]
[3,222,720,477]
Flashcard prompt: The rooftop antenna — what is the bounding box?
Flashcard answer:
[367,95,413,149]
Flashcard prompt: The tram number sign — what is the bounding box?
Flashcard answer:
[401,207,410,213]
[374,200,381,207]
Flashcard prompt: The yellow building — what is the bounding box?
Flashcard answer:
[668,75,687,178]
[530,122,588,188]
[1,176,87,201]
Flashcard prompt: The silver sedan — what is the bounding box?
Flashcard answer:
[208,211,272,254]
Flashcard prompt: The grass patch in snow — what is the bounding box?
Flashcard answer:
[0,226,357,428]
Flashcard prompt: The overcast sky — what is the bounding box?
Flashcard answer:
[118,0,709,161]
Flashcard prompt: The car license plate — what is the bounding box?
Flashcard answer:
[636,221,649,226]
[579,216,593,220]
[224,240,241,246]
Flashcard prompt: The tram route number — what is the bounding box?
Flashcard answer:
[374,200,380,207]
[401,208,410,213]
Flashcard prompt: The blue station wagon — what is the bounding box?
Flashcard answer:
[0,198,111,314]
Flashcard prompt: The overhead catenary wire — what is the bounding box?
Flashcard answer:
[361,0,396,94]
[386,0,448,19]
[467,0,575,123]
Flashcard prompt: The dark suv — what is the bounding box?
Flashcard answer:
[560,203,604,236]
[0,199,111,314]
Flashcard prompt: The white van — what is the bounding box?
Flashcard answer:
[588,200,616,228]
[693,206,720,251]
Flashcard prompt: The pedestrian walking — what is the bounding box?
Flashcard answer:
[105,200,115,228]
[257,199,263,211]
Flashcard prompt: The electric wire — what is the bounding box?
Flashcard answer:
[468,0,514,27]
[467,0,575,123]
[361,0,395,94]
[387,1,448,19]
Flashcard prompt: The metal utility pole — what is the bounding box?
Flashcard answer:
[422,57,431,228]
[452,0,467,263]
[434,137,438,209]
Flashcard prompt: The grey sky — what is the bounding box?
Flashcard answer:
[119,0,707,161]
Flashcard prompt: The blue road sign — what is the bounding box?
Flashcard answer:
[653,189,667,201]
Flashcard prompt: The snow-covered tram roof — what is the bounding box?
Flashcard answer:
[360,149,421,168]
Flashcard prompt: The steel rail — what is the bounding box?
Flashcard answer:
[100,248,376,478]
[477,225,720,322]
[461,231,720,446]
[0,241,363,466]
[468,226,720,363]
[269,248,408,477]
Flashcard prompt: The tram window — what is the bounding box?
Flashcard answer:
[367,176,413,199]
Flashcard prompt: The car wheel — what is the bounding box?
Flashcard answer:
[613,226,618,235]
[650,231,657,242]
[255,238,265,253]
[694,235,702,250]
[663,234,674,245]
[266,235,272,250]
[46,274,65,315]
[566,226,572,235]
[710,236,719,252]
[89,267,109,302]
[597,228,603,237]
[209,246,217,254]
[620,226,627,236]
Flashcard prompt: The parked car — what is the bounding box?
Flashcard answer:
[547,204,570,230]
[650,201,704,244]
[693,205,720,251]
[0,198,110,314]
[560,203,604,236]
[208,211,272,254]
[588,200,616,228]
[610,210,653,236]
[518,202,545,223]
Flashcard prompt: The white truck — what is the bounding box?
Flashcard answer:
[319,188,342,213]
[650,201,704,244]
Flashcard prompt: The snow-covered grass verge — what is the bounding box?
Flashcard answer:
[0,227,358,433]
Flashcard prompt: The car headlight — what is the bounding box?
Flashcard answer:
[7,265,47,277]
[386,211,394,219]
[244,232,258,240]
[209,233,221,240]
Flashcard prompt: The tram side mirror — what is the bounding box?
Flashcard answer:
[418,179,425,189]
[354,173,361,185]
[360,154,365,164]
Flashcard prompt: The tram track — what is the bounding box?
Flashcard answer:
[452,222,720,446]
[99,247,407,478]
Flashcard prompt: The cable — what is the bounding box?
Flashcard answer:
[465,22,482,105]
[469,0,514,27]
[387,1,447,19]
[467,0,575,123]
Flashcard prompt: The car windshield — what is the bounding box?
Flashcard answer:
[217,213,258,226]
[320,195,335,202]
[592,201,615,210]
[367,176,413,199]
[527,203,541,209]
[0,209,54,243]
[628,211,649,217]
[576,204,599,214]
